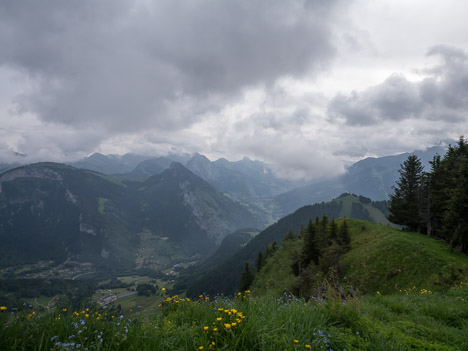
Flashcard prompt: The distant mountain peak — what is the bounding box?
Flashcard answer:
[189,153,211,163]
[169,161,187,172]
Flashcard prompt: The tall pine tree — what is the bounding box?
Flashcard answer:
[301,219,320,267]
[388,155,424,232]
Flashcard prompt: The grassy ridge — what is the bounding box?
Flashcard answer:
[342,221,468,294]
[253,219,468,297]
[1,285,467,350]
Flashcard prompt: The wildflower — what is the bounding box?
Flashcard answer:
[203,326,209,332]
[376,291,380,295]
[85,314,89,318]
[224,323,231,330]
[198,347,204,350]
[231,322,237,327]
[51,336,58,341]
[294,340,299,345]
[162,288,166,292]
[0,306,7,312]
[216,317,222,322]
[213,328,218,333]
[62,308,67,312]
[305,345,311,349]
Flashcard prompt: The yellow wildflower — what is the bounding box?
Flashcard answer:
[198,347,204,350]
[203,326,209,332]
[294,339,299,344]
[162,288,166,292]
[224,323,231,330]
[305,345,311,349]
[216,317,222,322]
[0,306,7,312]
[62,308,67,312]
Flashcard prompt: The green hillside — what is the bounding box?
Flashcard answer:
[185,194,390,296]
[252,219,468,297]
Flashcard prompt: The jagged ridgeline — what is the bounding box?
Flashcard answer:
[185,193,391,296]
[0,162,265,270]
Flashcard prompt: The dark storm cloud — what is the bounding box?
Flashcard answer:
[0,0,341,132]
[328,45,468,125]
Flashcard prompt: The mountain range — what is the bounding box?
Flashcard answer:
[0,144,449,277]
[0,162,264,271]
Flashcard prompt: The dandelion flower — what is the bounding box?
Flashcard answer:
[224,323,231,330]
[0,306,7,312]
[203,326,209,332]
[294,339,299,344]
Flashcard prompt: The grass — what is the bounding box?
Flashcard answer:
[341,220,468,294]
[1,284,467,350]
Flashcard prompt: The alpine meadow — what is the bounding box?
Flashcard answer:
[1,1,468,350]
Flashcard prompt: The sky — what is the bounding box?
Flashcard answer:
[1,0,467,179]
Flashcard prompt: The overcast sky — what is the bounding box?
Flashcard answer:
[1,0,467,179]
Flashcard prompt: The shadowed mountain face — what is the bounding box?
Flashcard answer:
[0,162,264,269]
[186,153,304,201]
[135,162,266,253]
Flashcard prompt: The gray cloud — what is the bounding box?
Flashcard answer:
[0,0,341,133]
[328,45,468,125]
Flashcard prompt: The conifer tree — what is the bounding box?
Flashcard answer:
[329,218,338,241]
[339,219,351,251]
[283,230,296,241]
[388,155,424,231]
[239,262,254,292]
[301,219,320,267]
[256,251,264,272]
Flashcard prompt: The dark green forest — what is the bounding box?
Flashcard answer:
[389,136,468,252]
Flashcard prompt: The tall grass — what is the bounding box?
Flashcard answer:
[1,285,467,350]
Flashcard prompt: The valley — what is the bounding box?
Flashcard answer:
[0,143,467,350]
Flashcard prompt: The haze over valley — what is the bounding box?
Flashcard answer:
[1,1,467,349]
